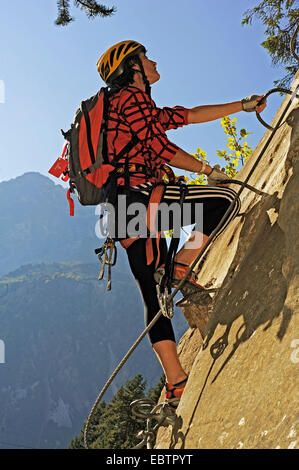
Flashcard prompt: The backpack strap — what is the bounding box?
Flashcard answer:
[103,134,139,204]
[79,116,139,177]
[79,89,107,176]
[109,134,139,167]
[79,87,140,199]
[81,100,96,166]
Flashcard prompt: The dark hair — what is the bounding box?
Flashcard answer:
[108,47,147,93]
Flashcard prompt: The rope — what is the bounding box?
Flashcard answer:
[83,309,164,449]
[221,179,268,196]
[83,81,299,449]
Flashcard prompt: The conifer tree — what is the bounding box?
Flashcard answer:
[69,400,107,449]
[69,375,145,449]
[92,374,147,449]
[241,0,299,88]
[69,374,165,449]
[55,0,115,26]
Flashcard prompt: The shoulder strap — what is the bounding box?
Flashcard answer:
[81,100,96,165]
[110,134,139,166]
[80,87,139,176]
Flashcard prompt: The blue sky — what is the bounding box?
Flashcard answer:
[0,0,286,184]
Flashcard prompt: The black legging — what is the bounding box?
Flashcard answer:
[115,183,241,344]
[126,236,174,344]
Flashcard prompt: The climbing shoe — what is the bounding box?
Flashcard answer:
[154,262,216,307]
[154,262,205,290]
[165,377,188,407]
[176,282,216,308]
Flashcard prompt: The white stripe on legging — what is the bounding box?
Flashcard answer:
[130,183,241,237]
[161,185,241,238]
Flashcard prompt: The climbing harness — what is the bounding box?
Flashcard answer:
[95,238,117,290]
[83,73,299,448]
[130,399,177,449]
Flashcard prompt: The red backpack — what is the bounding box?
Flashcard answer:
[49,87,137,215]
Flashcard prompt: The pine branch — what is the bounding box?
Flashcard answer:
[55,0,74,26]
[241,0,299,89]
[55,0,116,26]
[74,0,116,18]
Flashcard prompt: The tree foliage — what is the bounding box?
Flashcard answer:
[54,1,298,91]
[55,0,116,26]
[241,0,299,88]
[186,116,253,186]
[69,374,165,449]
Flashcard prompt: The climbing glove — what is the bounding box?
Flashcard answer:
[207,164,228,186]
[241,94,261,112]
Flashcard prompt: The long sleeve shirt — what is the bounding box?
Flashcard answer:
[107,86,189,186]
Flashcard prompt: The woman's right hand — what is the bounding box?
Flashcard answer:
[207,165,230,187]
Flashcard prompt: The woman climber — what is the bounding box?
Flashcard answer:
[96,40,267,406]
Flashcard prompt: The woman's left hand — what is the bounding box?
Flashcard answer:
[241,94,267,113]
[255,95,267,113]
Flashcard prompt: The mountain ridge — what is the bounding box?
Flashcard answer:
[0,171,129,276]
[0,260,188,449]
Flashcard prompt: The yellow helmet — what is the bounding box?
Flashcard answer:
[97,40,145,84]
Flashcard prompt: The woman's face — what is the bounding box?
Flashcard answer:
[138,52,160,84]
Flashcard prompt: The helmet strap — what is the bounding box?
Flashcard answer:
[133,56,151,97]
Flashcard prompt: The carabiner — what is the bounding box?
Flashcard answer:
[156,284,174,319]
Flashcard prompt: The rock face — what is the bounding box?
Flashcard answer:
[156,70,299,450]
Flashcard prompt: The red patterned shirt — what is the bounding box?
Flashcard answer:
[107,86,189,186]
